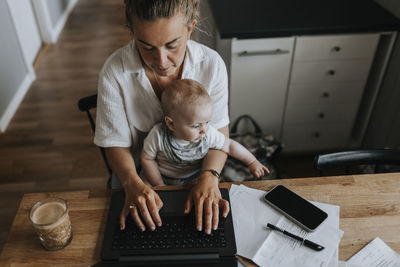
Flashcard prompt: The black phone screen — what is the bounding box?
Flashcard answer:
[264,185,328,231]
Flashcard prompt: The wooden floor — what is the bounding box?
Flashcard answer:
[0,0,323,253]
[0,0,132,252]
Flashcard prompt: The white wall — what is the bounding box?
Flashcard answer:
[0,0,35,132]
[7,0,42,65]
[0,0,78,132]
[33,0,78,43]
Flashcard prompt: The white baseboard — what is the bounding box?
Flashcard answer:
[51,0,78,43]
[0,71,36,133]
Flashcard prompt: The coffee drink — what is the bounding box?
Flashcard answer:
[31,202,65,225]
[29,198,73,250]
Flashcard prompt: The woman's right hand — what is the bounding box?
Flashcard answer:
[119,179,164,231]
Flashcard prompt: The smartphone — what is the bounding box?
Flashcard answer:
[264,185,328,231]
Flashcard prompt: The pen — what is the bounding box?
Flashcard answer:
[267,223,324,251]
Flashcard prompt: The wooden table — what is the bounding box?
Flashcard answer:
[1,173,400,266]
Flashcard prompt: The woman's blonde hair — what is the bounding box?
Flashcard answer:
[124,0,199,33]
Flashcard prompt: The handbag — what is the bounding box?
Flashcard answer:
[221,115,282,182]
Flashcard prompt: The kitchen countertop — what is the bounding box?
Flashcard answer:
[209,0,400,39]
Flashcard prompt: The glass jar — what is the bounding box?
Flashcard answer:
[29,197,73,250]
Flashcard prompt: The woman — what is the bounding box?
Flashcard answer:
[94,0,230,235]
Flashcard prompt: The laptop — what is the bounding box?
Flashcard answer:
[97,189,239,266]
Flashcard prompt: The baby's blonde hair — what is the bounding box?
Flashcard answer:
[161,79,211,118]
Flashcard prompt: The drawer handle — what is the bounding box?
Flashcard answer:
[322,92,330,98]
[332,46,341,52]
[313,132,321,138]
[327,70,336,76]
[317,112,325,119]
[238,49,290,57]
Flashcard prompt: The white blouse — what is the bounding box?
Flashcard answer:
[94,40,229,159]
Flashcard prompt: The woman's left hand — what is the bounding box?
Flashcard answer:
[184,172,230,235]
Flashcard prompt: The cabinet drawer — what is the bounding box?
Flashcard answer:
[282,123,353,152]
[232,37,294,54]
[287,82,365,106]
[290,59,373,84]
[284,104,359,125]
[230,37,295,137]
[294,34,379,61]
[231,38,295,88]
[229,85,287,137]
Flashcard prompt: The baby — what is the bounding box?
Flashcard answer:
[141,79,269,186]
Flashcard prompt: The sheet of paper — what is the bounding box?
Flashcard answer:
[328,248,340,267]
[326,199,342,267]
[346,237,400,267]
[339,261,362,267]
[230,184,282,259]
[230,184,343,267]
[252,216,343,267]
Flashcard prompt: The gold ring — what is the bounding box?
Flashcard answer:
[129,204,136,209]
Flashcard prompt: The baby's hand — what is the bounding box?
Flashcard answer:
[248,160,270,179]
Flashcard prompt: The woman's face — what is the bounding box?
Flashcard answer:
[133,13,196,77]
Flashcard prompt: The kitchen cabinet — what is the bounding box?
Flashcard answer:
[229,33,382,152]
[208,0,400,152]
[282,34,379,151]
[230,37,294,138]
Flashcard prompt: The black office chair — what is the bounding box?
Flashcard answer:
[78,94,113,188]
[314,149,400,176]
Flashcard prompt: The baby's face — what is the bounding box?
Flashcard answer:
[171,101,212,142]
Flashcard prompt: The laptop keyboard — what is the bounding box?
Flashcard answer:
[112,216,227,251]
